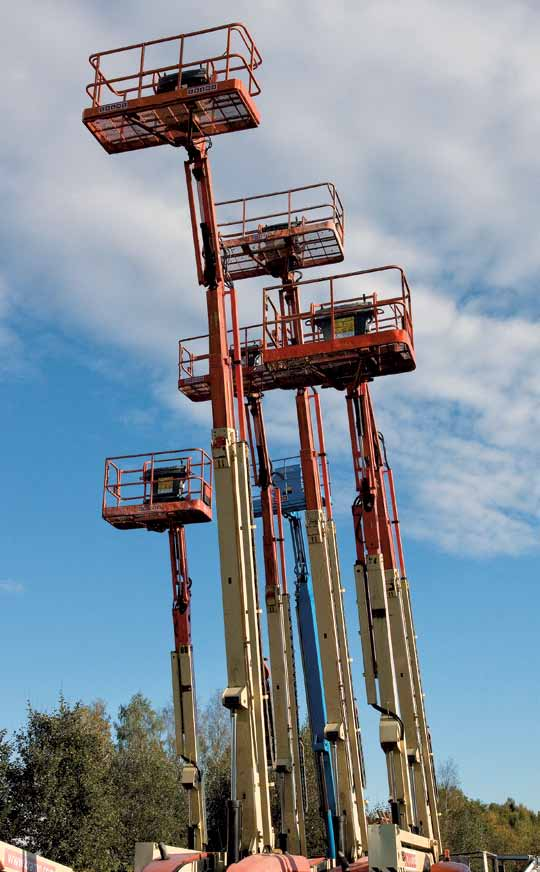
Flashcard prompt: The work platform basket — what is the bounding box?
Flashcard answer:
[262,265,415,387]
[82,23,262,153]
[216,184,345,281]
[177,266,415,400]
[102,449,212,531]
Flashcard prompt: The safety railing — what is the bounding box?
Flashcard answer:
[103,449,212,511]
[262,265,413,352]
[178,322,265,381]
[86,22,262,108]
[216,183,344,245]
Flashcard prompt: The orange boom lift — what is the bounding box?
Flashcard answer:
[102,449,213,850]
[84,20,443,872]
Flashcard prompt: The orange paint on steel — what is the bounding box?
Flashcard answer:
[431,864,471,872]
[385,464,406,579]
[347,859,369,872]
[355,385,382,557]
[85,23,262,105]
[246,394,282,599]
[228,854,311,872]
[263,329,413,364]
[185,162,205,286]
[345,390,362,494]
[102,449,213,530]
[142,854,205,872]
[310,390,333,522]
[228,286,247,441]
[274,488,289,595]
[296,390,323,513]
[169,525,192,648]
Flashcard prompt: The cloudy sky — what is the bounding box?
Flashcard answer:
[1,0,539,814]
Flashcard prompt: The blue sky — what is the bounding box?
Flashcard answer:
[1,0,539,816]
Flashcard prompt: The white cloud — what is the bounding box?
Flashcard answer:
[0,580,25,594]
[1,0,539,556]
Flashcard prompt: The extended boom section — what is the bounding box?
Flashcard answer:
[247,394,306,854]
[102,449,212,849]
[296,388,367,861]
[186,141,273,856]
[346,383,440,868]
[169,525,207,849]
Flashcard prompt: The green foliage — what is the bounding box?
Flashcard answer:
[197,691,230,851]
[299,723,327,857]
[2,701,540,872]
[437,759,540,856]
[0,728,14,838]
[7,696,118,872]
[112,693,187,871]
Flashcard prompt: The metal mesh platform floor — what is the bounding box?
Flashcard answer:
[83,80,259,154]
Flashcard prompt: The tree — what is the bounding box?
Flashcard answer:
[0,729,14,838]
[197,692,231,851]
[437,758,488,854]
[298,723,327,857]
[112,694,187,870]
[8,696,118,872]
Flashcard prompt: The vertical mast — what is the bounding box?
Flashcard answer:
[347,382,440,848]
[247,393,306,854]
[169,525,207,850]
[279,275,368,859]
[185,142,273,854]
[296,387,366,860]
[311,390,368,846]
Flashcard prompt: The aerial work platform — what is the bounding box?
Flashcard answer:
[82,24,262,154]
[102,449,212,531]
[216,183,345,280]
[178,265,415,400]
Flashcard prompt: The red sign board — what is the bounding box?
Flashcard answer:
[1,843,71,872]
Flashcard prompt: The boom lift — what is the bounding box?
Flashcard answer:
[216,185,368,861]
[246,394,306,855]
[253,456,340,861]
[84,21,444,872]
[287,509,337,861]
[177,264,439,869]
[296,387,367,862]
[346,384,441,863]
[102,449,213,850]
[85,24,274,859]
[180,181,367,861]
[257,265,439,869]
[219,186,368,862]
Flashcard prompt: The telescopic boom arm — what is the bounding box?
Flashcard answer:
[346,382,440,863]
[169,525,207,850]
[185,140,273,856]
[247,393,306,855]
